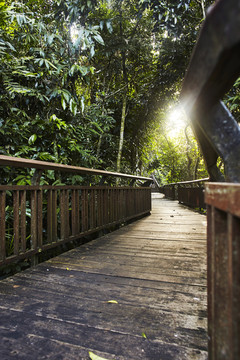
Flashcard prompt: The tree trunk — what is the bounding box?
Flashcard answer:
[97,134,102,159]
[194,157,200,180]
[184,126,192,179]
[116,92,127,172]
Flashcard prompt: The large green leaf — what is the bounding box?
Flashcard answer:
[89,351,114,360]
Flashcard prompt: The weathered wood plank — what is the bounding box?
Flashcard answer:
[0,194,207,359]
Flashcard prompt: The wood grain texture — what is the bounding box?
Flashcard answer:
[0,194,207,359]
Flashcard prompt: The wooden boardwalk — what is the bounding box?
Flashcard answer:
[0,194,208,360]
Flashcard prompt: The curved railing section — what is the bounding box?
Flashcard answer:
[159,178,209,209]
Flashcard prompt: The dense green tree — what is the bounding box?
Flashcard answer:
[0,0,116,184]
[0,0,216,184]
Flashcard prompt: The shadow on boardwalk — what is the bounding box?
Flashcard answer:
[0,194,208,360]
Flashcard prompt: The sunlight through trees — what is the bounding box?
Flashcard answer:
[1,0,236,185]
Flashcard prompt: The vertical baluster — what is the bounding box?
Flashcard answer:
[121,188,123,220]
[115,188,118,222]
[31,190,37,250]
[100,189,103,227]
[112,188,115,222]
[113,188,116,222]
[107,188,111,224]
[128,188,131,217]
[137,188,140,213]
[210,207,230,359]
[101,189,105,226]
[113,188,116,223]
[37,190,43,248]
[86,189,89,231]
[103,188,108,226]
[126,188,128,218]
[139,189,142,214]
[149,188,152,211]
[141,190,144,212]
[207,204,215,359]
[106,189,109,225]
[89,189,94,230]
[96,189,99,228]
[71,189,76,236]
[0,191,6,261]
[130,188,132,216]
[143,188,145,212]
[125,188,127,218]
[81,189,87,232]
[60,189,67,239]
[127,189,130,217]
[231,215,240,359]
[66,190,70,237]
[118,188,121,221]
[96,189,101,228]
[52,190,57,242]
[135,189,141,214]
[132,188,136,215]
[13,191,20,255]
[111,188,114,223]
[80,189,83,232]
[47,189,53,243]
[76,189,80,235]
[72,189,80,236]
[20,190,26,253]
[109,189,112,223]
[120,189,124,220]
[116,188,122,223]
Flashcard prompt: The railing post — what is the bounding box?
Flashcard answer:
[0,191,6,262]
[205,183,240,360]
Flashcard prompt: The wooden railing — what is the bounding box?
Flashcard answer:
[159,178,209,209]
[0,155,152,267]
[180,0,240,359]
[205,183,240,360]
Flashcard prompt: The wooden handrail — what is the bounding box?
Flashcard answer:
[159,178,208,209]
[180,0,240,182]
[0,155,153,269]
[0,155,152,182]
[162,178,209,187]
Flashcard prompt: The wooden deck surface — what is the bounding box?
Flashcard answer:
[0,194,208,360]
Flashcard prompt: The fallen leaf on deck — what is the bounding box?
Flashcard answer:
[142,332,147,339]
[107,300,118,304]
[89,351,114,360]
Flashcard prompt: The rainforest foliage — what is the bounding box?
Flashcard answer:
[1,0,238,184]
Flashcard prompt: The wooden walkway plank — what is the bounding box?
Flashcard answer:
[0,194,207,359]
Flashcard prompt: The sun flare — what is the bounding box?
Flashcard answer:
[166,106,188,138]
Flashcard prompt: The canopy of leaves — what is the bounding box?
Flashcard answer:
[0,0,221,185]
